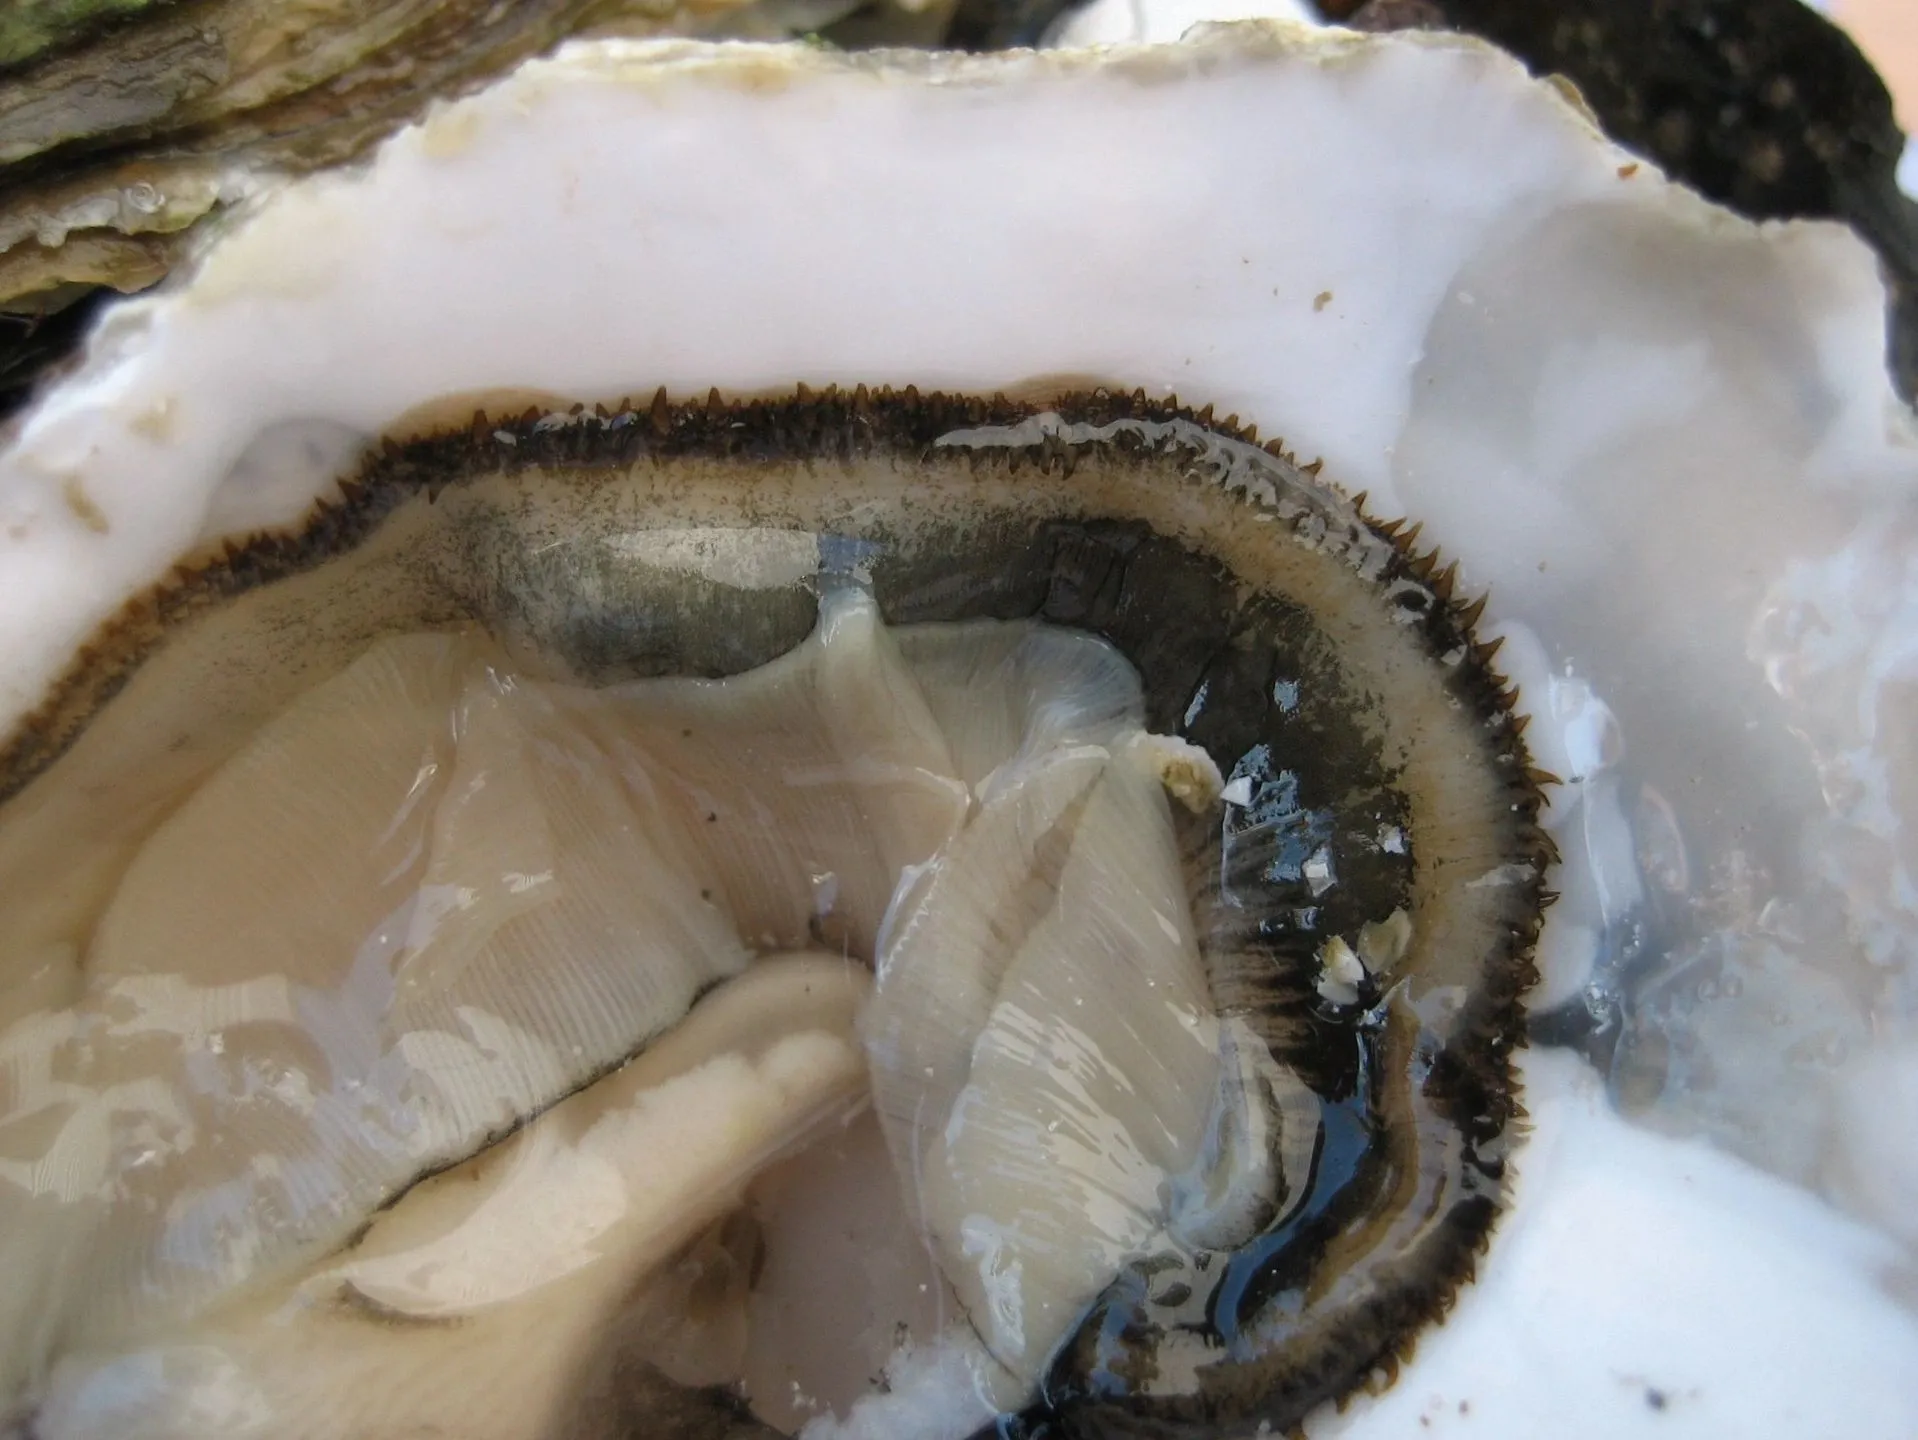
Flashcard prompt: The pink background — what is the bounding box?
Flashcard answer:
[1844,0,1916,126]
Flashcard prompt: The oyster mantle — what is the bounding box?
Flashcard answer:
[2,386,1547,1436]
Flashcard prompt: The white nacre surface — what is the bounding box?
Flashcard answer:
[1314,1049,1918,1439]
[1,22,1915,1439]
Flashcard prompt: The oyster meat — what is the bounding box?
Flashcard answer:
[0,384,1547,1437]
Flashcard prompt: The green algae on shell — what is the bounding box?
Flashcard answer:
[0,386,1549,1437]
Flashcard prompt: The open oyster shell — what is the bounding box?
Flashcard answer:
[1,19,1916,1440]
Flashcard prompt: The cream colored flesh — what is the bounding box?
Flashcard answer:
[904,741,1221,1392]
[313,954,871,1325]
[0,591,964,1378]
[36,956,870,1440]
[867,623,1235,1393]
[5,595,1236,1437]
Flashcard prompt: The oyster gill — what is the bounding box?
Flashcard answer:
[1,18,1916,1440]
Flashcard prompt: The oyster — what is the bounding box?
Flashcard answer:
[0,384,1546,1437]
[1,18,1916,1440]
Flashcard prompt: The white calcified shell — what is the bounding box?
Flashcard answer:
[1,21,1916,1439]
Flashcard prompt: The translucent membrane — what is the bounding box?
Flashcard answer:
[885,743,1222,1391]
[7,592,1232,1440]
[867,621,1231,1392]
[36,956,874,1440]
[0,633,769,1362]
